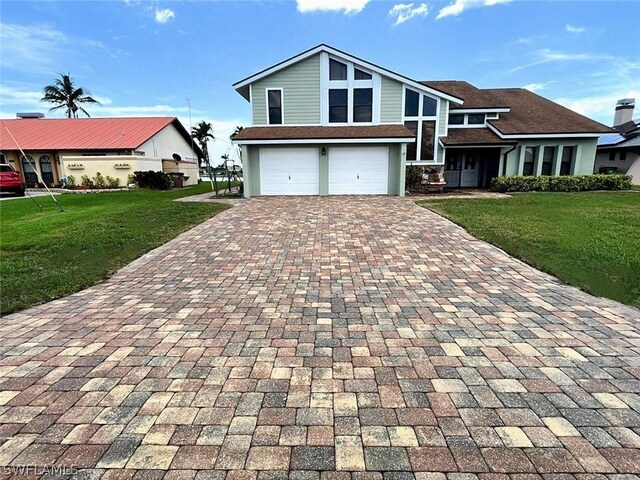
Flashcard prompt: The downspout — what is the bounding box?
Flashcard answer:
[502,144,517,176]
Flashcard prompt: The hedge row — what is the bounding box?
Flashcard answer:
[133,170,174,190]
[490,174,632,193]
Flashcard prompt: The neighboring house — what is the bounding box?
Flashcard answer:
[0,115,202,187]
[231,44,612,197]
[594,98,640,184]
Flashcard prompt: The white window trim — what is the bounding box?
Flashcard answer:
[448,113,487,129]
[402,85,440,164]
[265,88,284,125]
[322,53,380,126]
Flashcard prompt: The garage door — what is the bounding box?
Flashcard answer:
[328,147,389,195]
[259,148,319,196]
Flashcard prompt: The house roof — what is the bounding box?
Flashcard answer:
[233,44,464,105]
[421,81,510,110]
[232,125,415,142]
[441,128,515,147]
[0,117,201,156]
[484,89,613,136]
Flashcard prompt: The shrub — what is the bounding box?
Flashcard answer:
[490,174,632,193]
[133,170,174,190]
[405,166,423,191]
[66,175,76,188]
[80,175,92,187]
[105,176,120,188]
[93,172,106,188]
[127,173,135,186]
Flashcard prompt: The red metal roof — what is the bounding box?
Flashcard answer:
[0,117,178,151]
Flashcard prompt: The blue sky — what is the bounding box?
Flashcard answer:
[1,0,638,161]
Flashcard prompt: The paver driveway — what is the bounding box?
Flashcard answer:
[1,196,640,479]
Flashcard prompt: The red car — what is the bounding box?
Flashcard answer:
[0,163,26,196]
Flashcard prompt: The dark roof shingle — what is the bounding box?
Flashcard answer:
[232,125,415,141]
[421,81,509,109]
[441,128,515,146]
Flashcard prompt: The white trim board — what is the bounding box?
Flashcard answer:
[486,122,602,139]
[233,44,464,105]
[233,137,416,145]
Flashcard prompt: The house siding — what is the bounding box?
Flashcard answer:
[380,77,403,123]
[252,54,321,125]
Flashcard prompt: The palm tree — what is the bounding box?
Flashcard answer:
[191,121,218,194]
[41,74,100,118]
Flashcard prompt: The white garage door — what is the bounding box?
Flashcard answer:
[328,147,389,195]
[259,148,319,196]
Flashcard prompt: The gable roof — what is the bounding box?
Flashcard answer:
[0,117,202,156]
[233,44,464,105]
[485,89,613,136]
[422,81,510,110]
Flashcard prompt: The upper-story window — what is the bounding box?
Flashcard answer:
[403,88,438,162]
[267,89,283,125]
[354,88,373,122]
[468,114,485,124]
[449,113,487,127]
[354,68,372,80]
[329,59,348,81]
[329,89,348,123]
[448,114,464,125]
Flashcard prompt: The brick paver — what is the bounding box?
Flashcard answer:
[1,196,639,479]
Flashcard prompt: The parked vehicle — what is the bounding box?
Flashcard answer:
[0,164,26,196]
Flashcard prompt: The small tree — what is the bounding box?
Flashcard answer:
[41,74,100,118]
[191,121,218,195]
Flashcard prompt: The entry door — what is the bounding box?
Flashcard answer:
[328,147,389,195]
[259,148,319,196]
[460,155,479,187]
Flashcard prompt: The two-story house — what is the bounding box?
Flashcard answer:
[232,44,612,197]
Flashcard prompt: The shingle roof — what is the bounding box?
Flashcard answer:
[485,89,613,135]
[0,117,186,151]
[232,125,415,141]
[421,81,509,109]
[441,128,515,146]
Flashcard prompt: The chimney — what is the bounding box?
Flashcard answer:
[16,112,45,119]
[613,98,635,127]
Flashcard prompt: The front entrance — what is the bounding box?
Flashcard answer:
[445,148,501,188]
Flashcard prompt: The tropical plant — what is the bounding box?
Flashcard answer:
[80,175,92,187]
[105,176,120,188]
[191,121,219,194]
[66,175,76,188]
[93,172,105,188]
[41,74,100,118]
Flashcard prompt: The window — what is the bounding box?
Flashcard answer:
[422,96,437,117]
[541,147,555,175]
[609,151,616,161]
[329,89,348,123]
[448,114,464,125]
[560,146,573,175]
[468,114,485,125]
[0,153,6,164]
[405,89,419,117]
[420,121,435,161]
[354,68,372,80]
[523,147,537,176]
[620,151,627,161]
[329,59,347,80]
[404,121,418,161]
[39,155,54,185]
[267,89,282,125]
[22,155,38,185]
[353,88,373,123]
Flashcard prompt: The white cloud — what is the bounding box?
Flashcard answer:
[523,82,552,92]
[509,49,611,73]
[154,8,175,24]
[565,24,585,34]
[436,0,510,19]
[296,0,370,14]
[389,3,429,26]
[555,89,640,121]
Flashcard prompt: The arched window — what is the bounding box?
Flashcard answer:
[0,153,6,164]
[39,155,54,185]
[22,155,38,185]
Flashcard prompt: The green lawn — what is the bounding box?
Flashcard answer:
[419,192,640,308]
[1,183,230,315]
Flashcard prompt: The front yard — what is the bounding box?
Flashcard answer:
[419,191,640,308]
[0,183,230,315]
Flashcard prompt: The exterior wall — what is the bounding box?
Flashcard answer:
[162,160,199,186]
[243,143,405,197]
[380,77,403,123]
[252,54,321,125]
[627,157,640,184]
[3,150,62,185]
[594,150,640,176]
[61,155,162,187]
[502,138,598,177]
[138,124,198,162]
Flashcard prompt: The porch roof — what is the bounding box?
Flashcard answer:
[441,128,516,147]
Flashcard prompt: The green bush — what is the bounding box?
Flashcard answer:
[405,166,423,191]
[66,175,76,188]
[127,173,135,186]
[105,176,120,188]
[491,174,632,193]
[80,175,92,187]
[93,172,106,188]
[133,170,174,190]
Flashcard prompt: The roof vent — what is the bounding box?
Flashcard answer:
[16,112,45,119]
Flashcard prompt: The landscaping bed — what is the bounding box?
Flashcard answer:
[0,183,230,315]
[419,191,640,308]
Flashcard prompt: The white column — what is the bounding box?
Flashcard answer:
[535,146,544,176]
[517,146,525,176]
[554,145,563,176]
